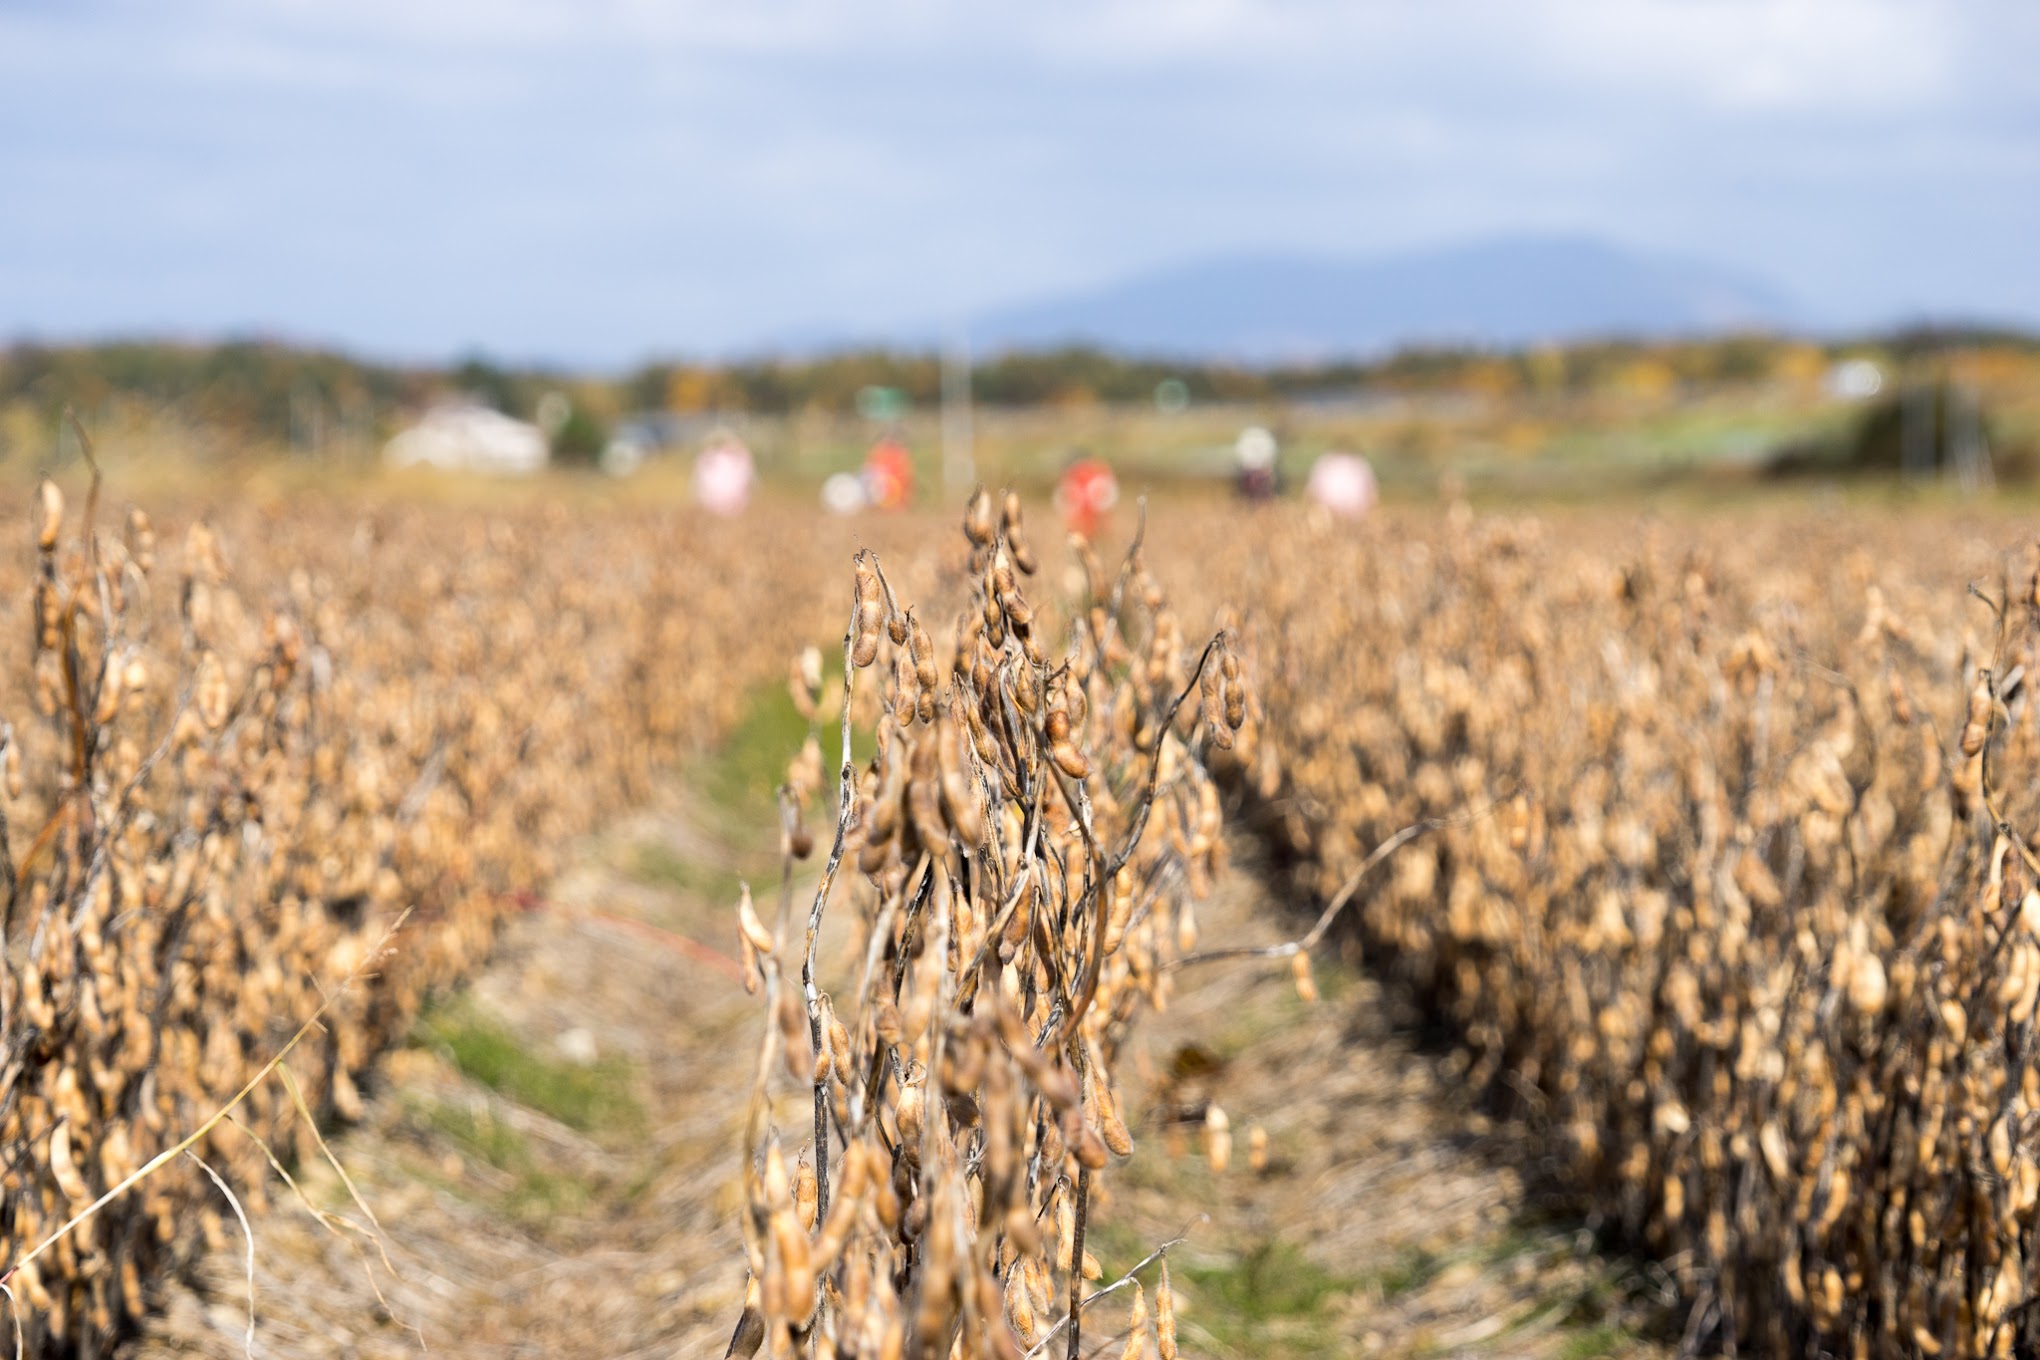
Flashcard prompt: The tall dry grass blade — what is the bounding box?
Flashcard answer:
[0,1282,20,1360]
[226,1111,415,1344]
[278,1064,400,1282]
[184,1149,257,1360]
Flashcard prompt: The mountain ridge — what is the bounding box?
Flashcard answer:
[942,234,1799,361]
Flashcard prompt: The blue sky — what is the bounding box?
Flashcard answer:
[1,0,2035,366]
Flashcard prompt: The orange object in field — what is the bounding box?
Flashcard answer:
[1055,457,1119,538]
[863,438,915,511]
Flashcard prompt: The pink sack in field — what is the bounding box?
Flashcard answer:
[1306,452,1377,520]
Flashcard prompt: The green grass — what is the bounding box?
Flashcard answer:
[1176,1239,1356,1354]
[1083,1220,1163,1278]
[415,999,643,1136]
[701,667,874,841]
[1369,1245,1447,1300]
[630,839,747,903]
[1555,1324,1630,1360]
[1201,962,1357,1063]
[409,1096,601,1225]
[1472,1217,1649,1358]
[705,674,816,824]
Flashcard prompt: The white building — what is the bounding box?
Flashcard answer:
[384,403,548,475]
[1825,358,1884,401]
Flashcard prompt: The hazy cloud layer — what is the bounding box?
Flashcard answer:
[2,0,2034,363]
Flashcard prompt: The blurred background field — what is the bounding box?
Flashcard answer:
[6,330,2038,509]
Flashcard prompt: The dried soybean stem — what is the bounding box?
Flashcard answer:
[227,1110,405,1323]
[1061,635,1223,1038]
[803,585,862,1224]
[1106,498,1148,619]
[1168,816,1437,970]
[729,500,1246,1360]
[1109,636,1224,877]
[1025,1220,1202,1359]
[1066,1166,1090,1360]
[277,1065,398,1279]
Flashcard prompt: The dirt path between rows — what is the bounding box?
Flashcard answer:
[129,783,1672,1360]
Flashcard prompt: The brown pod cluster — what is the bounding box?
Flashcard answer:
[963,487,997,550]
[1193,504,2040,1359]
[852,553,885,668]
[733,493,1239,1360]
[36,480,63,553]
[1001,492,1037,576]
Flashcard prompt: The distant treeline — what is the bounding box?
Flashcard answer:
[0,341,431,453]
[621,327,2040,413]
[3,327,2033,454]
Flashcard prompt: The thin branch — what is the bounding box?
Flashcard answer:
[1065,1166,1089,1360]
[1024,1217,1204,1359]
[1109,637,1225,878]
[1169,817,1435,970]
[804,600,863,1223]
[1106,498,1149,621]
[1060,636,1224,1039]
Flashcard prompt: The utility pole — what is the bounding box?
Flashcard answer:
[1953,380,1991,494]
[941,332,974,494]
[1900,378,1931,483]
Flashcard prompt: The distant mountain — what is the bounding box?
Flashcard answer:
[958,235,1798,360]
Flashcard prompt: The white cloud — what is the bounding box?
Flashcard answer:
[1530,0,1954,114]
[42,0,1981,119]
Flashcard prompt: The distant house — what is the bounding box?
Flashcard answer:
[384,402,548,475]
[1825,358,1885,400]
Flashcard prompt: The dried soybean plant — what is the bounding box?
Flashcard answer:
[0,439,434,1355]
[1197,505,2040,1359]
[0,452,333,1349]
[729,492,1245,1359]
[0,431,840,1352]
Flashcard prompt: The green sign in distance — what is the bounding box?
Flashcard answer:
[857,386,909,422]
